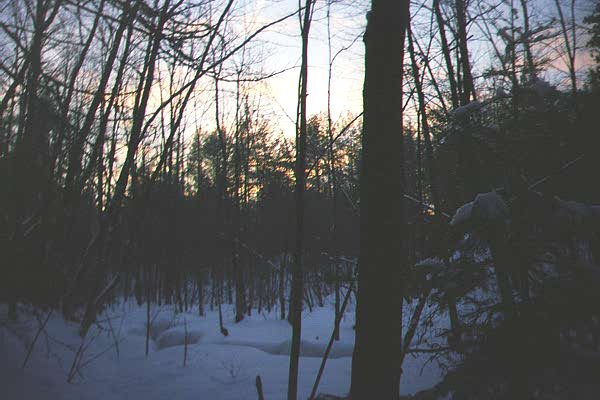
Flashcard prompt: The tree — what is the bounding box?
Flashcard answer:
[8,0,63,320]
[350,0,409,398]
[433,0,459,109]
[288,0,314,398]
[585,0,600,90]
[554,0,578,97]
[455,0,476,104]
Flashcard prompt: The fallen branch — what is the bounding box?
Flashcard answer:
[21,310,53,369]
[309,283,354,400]
[400,289,432,366]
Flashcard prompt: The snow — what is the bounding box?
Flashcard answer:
[450,192,508,227]
[450,201,473,226]
[471,191,508,222]
[415,258,445,270]
[450,100,482,118]
[494,87,508,98]
[0,298,444,400]
[156,327,203,350]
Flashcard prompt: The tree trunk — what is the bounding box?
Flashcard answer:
[198,271,205,316]
[280,249,287,320]
[519,0,536,81]
[287,0,313,398]
[554,0,577,97]
[109,0,170,214]
[433,0,459,109]
[455,0,476,105]
[64,1,138,210]
[326,0,341,341]
[234,75,246,323]
[350,1,409,398]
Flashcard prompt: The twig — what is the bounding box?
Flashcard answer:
[399,289,432,366]
[308,283,354,400]
[67,340,85,383]
[528,154,585,190]
[406,346,452,354]
[76,337,126,371]
[67,329,101,383]
[305,113,363,179]
[403,194,452,219]
[105,311,121,359]
[231,236,281,272]
[21,310,53,369]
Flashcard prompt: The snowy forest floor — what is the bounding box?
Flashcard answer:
[0,297,445,400]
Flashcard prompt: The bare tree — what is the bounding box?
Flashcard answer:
[455,0,477,104]
[554,0,578,96]
[433,0,459,109]
[287,0,315,398]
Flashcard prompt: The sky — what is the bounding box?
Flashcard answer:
[214,0,368,139]
[177,0,598,143]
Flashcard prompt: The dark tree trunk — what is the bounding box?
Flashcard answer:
[455,0,476,105]
[287,0,313,398]
[64,2,138,210]
[198,272,205,316]
[234,77,246,323]
[109,0,170,214]
[433,0,459,109]
[519,0,536,81]
[280,249,287,320]
[350,1,409,398]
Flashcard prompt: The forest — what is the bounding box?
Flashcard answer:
[1,0,600,399]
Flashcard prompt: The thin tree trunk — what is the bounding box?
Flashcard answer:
[198,271,205,316]
[455,0,476,105]
[554,0,577,96]
[309,283,354,400]
[109,0,170,214]
[64,1,138,209]
[218,273,228,336]
[53,0,105,180]
[326,0,341,342]
[234,72,246,323]
[519,0,536,81]
[145,278,151,356]
[287,0,313,398]
[433,0,459,109]
[280,248,287,320]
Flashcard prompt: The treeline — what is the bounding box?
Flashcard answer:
[0,0,334,328]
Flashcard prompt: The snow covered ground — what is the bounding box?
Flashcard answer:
[0,297,445,399]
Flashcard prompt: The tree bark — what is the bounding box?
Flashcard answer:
[287,0,313,398]
[234,73,246,322]
[350,1,409,398]
[519,0,536,81]
[455,0,476,105]
[326,0,341,342]
[433,0,459,109]
[554,0,577,96]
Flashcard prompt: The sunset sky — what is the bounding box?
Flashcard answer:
[176,0,597,143]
